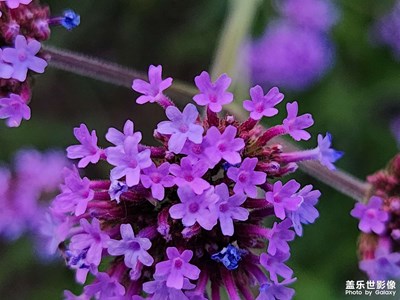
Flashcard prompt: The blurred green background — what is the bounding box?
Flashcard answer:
[0,0,400,299]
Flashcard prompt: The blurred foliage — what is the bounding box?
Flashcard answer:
[0,0,400,299]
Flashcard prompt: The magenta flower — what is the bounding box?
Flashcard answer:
[260,252,293,283]
[227,157,266,197]
[267,219,295,255]
[350,196,389,235]
[154,247,200,289]
[213,183,248,236]
[53,167,94,216]
[265,180,303,220]
[157,103,204,153]
[70,218,110,266]
[67,124,102,168]
[193,71,233,112]
[0,49,13,79]
[359,247,400,280]
[243,86,284,120]
[204,125,245,166]
[84,272,126,299]
[170,157,210,195]
[256,278,296,300]
[0,0,32,9]
[282,102,314,141]
[108,224,154,269]
[181,140,213,166]
[287,185,321,236]
[2,35,47,81]
[169,186,218,230]
[132,65,173,104]
[143,276,195,300]
[106,135,152,187]
[0,93,30,127]
[141,162,174,200]
[106,119,141,147]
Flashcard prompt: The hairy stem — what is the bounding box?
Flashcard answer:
[43,45,370,202]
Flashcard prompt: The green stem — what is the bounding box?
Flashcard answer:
[43,45,370,202]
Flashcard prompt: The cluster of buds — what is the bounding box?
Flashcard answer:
[50,65,342,299]
[0,0,79,126]
[0,149,67,244]
[352,154,400,280]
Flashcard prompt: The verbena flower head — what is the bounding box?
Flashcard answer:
[51,67,342,299]
[277,0,339,32]
[353,154,400,280]
[248,21,334,91]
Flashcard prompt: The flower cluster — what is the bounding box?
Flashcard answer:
[246,0,338,91]
[374,1,400,60]
[0,1,79,127]
[351,154,400,280]
[0,149,67,243]
[52,66,342,299]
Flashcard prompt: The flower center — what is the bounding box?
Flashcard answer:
[189,202,200,213]
[184,174,194,182]
[174,258,183,269]
[217,143,226,152]
[192,144,203,155]
[151,173,161,183]
[219,203,229,213]
[179,124,189,133]
[18,50,28,61]
[238,172,248,183]
[130,241,141,251]
[255,103,265,113]
[209,94,218,103]
[365,208,376,219]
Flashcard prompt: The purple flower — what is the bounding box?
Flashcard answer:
[213,183,248,236]
[204,126,245,166]
[157,104,204,154]
[0,93,30,127]
[193,71,233,112]
[0,49,13,79]
[265,180,303,220]
[63,290,90,300]
[260,252,293,283]
[154,247,200,289]
[360,247,400,280]
[132,65,172,104]
[227,157,266,198]
[351,196,389,235]
[169,186,218,230]
[141,162,174,200]
[181,140,212,166]
[170,157,209,195]
[108,180,128,203]
[282,102,314,141]
[84,272,126,299]
[143,276,195,300]
[287,185,321,236]
[106,135,152,187]
[53,167,94,216]
[248,22,334,91]
[39,211,72,255]
[243,86,284,120]
[316,133,344,170]
[70,218,110,266]
[0,0,32,9]
[278,0,339,32]
[2,35,47,81]
[67,124,102,168]
[108,224,154,269]
[267,219,295,255]
[256,278,296,300]
[106,120,141,147]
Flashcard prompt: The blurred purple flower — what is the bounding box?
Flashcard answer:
[360,247,400,280]
[256,278,296,300]
[132,65,173,104]
[67,124,103,168]
[143,276,195,300]
[0,0,32,9]
[243,86,284,120]
[0,93,30,127]
[154,247,200,289]
[0,49,13,79]
[227,157,266,198]
[2,35,47,81]
[157,104,204,153]
[193,71,233,112]
[84,272,126,299]
[351,196,389,235]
